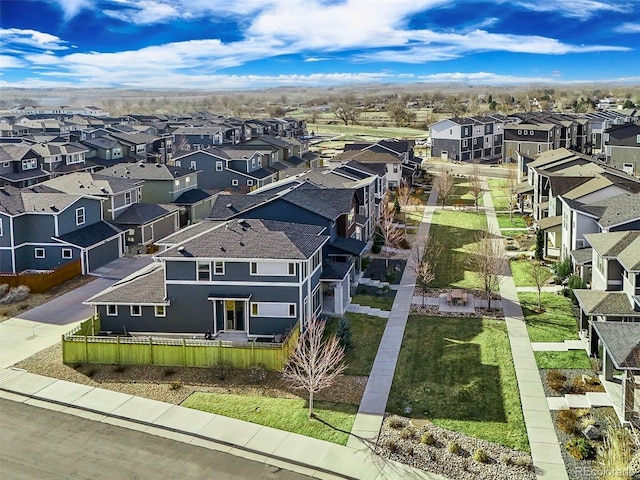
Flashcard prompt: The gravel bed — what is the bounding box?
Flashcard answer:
[539,369,604,398]
[13,343,366,406]
[550,407,619,480]
[377,414,535,480]
[410,303,504,320]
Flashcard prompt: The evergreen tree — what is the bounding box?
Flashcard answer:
[336,317,353,352]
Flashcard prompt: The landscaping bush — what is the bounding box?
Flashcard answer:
[597,421,636,479]
[556,409,580,435]
[552,258,572,285]
[388,417,406,429]
[163,368,176,377]
[169,380,183,390]
[420,431,435,445]
[514,457,533,469]
[213,361,233,380]
[499,453,513,466]
[249,364,267,383]
[447,440,461,455]
[113,364,127,373]
[546,369,567,393]
[569,376,604,394]
[535,229,544,261]
[384,438,399,453]
[473,448,488,463]
[0,283,9,298]
[567,274,587,303]
[565,436,593,460]
[399,427,415,440]
[371,244,382,254]
[336,317,353,352]
[0,285,30,304]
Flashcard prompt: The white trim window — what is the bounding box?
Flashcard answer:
[154,305,166,317]
[231,179,239,186]
[62,248,73,259]
[197,261,211,281]
[250,261,296,276]
[250,302,297,318]
[190,160,197,170]
[216,161,223,171]
[35,248,45,258]
[124,191,132,205]
[131,305,142,316]
[247,180,254,186]
[107,305,118,316]
[0,218,2,237]
[76,207,85,226]
[213,261,225,275]
[22,158,37,170]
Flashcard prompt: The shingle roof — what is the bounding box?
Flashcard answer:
[570,248,593,266]
[113,203,180,225]
[580,193,640,228]
[98,162,193,181]
[40,172,143,195]
[573,289,638,316]
[591,322,640,370]
[55,220,122,248]
[584,231,637,257]
[156,218,328,260]
[320,260,353,281]
[173,188,213,205]
[207,194,273,220]
[282,184,354,220]
[84,263,167,305]
[156,220,223,245]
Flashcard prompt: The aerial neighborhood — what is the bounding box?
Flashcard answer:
[1,97,639,480]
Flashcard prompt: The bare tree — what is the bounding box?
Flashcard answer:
[502,168,519,220]
[469,163,483,211]
[376,197,406,268]
[410,235,443,306]
[333,95,360,126]
[283,318,346,417]
[526,260,550,312]
[466,232,507,309]
[433,170,455,209]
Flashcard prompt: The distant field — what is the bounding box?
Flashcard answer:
[307,122,429,140]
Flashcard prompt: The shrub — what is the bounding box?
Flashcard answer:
[113,364,127,373]
[447,440,461,455]
[169,380,183,390]
[420,431,435,445]
[546,369,567,393]
[384,439,399,453]
[514,457,533,469]
[473,448,488,463]
[0,283,9,298]
[399,427,415,440]
[535,229,544,261]
[597,422,635,479]
[565,437,593,460]
[567,275,587,303]
[85,368,96,378]
[499,453,513,466]
[388,417,406,429]
[569,376,603,394]
[163,368,176,377]
[0,285,30,304]
[371,244,382,254]
[249,364,267,383]
[406,446,414,457]
[336,318,353,352]
[552,258,572,285]
[556,409,580,435]
[505,245,519,251]
[213,361,233,380]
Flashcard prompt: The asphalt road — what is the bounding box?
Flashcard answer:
[16,256,153,325]
[0,399,311,480]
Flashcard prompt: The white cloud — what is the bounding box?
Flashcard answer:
[103,1,180,25]
[511,0,629,20]
[614,22,640,34]
[49,0,93,21]
[0,28,69,51]
[0,55,26,68]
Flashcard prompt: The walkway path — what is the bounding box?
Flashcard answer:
[348,189,439,450]
[345,303,390,318]
[482,181,569,480]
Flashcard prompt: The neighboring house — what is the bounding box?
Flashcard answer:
[84,219,329,339]
[105,131,158,162]
[30,141,91,175]
[81,136,128,166]
[0,144,49,188]
[173,126,226,151]
[330,148,403,189]
[430,116,505,162]
[604,122,640,176]
[111,203,181,250]
[572,231,640,425]
[96,162,213,225]
[0,185,124,275]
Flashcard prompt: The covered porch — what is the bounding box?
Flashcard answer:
[320,260,354,317]
[573,289,640,335]
[589,322,640,426]
[570,247,593,286]
[536,215,562,259]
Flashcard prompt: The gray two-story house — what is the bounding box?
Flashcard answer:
[0,144,49,188]
[85,219,329,338]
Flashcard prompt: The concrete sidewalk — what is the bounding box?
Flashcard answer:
[482,183,569,480]
[0,368,446,480]
[348,189,439,450]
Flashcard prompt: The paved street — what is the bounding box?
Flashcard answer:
[0,398,311,480]
[16,256,153,325]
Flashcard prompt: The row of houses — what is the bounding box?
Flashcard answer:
[429,110,640,176]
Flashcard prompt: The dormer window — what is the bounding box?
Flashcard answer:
[22,158,37,170]
[76,207,85,226]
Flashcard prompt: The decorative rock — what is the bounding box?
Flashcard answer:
[582,425,601,441]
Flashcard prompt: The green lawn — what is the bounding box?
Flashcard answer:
[430,209,488,289]
[388,315,529,452]
[183,393,357,445]
[325,313,387,376]
[351,294,394,311]
[497,213,528,229]
[487,178,510,210]
[510,260,553,287]
[519,292,580,342]
[534,350,592,369]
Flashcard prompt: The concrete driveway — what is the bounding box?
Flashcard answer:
[16,255,153,325]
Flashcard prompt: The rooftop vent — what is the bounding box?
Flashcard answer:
[155,163,162,168]
[226,203,232,208]
[177,246,185,252]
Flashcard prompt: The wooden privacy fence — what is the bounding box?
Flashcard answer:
[0,259,81,293]
[62,319,300,372]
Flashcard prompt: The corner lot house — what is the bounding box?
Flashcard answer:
[85,219,328,339]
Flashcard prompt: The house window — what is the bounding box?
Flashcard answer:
[214,261,224,275]
[216,161,223,171]
[2,162,9,168]
[392,164,398,173]
[289,304,296,317]
[518,130,522,135]
[174,180,180,187]
[288,263,295,275]
[76,207,85,225]
[22,158,37,170]
[232,179,239,186]
[124,191,132,205]
[185,177,190,185]
[537,144,542,153]
[247,180,254,186]
[529,130,534,135]
[155,305,166,317]
[190,160,197,170]
[312,250,321,270]
[251,303,258,316]
[250,262,257,274]
[35,248,45,258]
[197,261,211,281]
[106,305,118,316]
[175,160,181,167]
[62,248,72,259]
[0,218,2,236]
[250,302,296,317]
[462,139,468,147]
[131,305,142,316]
[523,130,528,135]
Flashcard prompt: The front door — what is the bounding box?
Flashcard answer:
[225,300,245,331]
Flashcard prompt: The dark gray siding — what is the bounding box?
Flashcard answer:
[58,198,103,237]
[0,249,14,273]
[13,215,55,245]
[431,138,461,160]
[610,219,640,232]
[88,237,120,272]
[151,214,178,243]
[0,214,10,248]
[14,244,79,271]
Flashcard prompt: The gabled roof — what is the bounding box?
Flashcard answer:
[591,322,640,370]
[578,192,640,228]
[84,263,167,305]
[39,172,143,195]
[283,184,354,220]
[584,231,640,260]
[207,194,273,220]
[0,186,89,216]
[570,248,593,266]
[547,176,593,197]
[55,220,123,248]
[112,203,180,225]
[573,290,637,317]
[173,188,213,205]
[156,218,328,260]
[331,149,402,164]
[98,162,194,181]
[156,220,223,246]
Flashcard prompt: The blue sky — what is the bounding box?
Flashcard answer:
[1,0,639,90]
